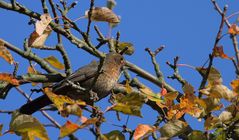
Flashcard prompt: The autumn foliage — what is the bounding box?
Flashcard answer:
[0,0,239,140]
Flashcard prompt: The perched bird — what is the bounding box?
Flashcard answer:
[19,52,125,114]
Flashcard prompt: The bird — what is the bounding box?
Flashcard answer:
[19,52,125,114]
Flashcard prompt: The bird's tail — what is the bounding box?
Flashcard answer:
[19,95,52,115]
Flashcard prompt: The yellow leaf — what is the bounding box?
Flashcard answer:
[59,121,79,138]
[0,40,14,64]
[139,87,162,103]
[164,91,178,101]
[112,92,145,117]
[182,82,194,96]
[114,41,134,55]
[133,124,156,140]
[196,67,222,86]
[44,56,65,70]
[43,88,85,117]
[27,65,40,86]
[85,7,120,23]
[0,73,19,86]
[231,79,239,94]
[125,80,132,94]
[228,24,239,35]
[10,111,49,140]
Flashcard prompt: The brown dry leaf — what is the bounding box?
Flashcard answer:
[196,67,222,86]
[0,73,19,86]
[204,116,220,130]
[228,24,239,35]
[0,124,2,136]
[43,88,85,116]
[85,7,120,23]
[44,56,65,70]
[9,111,49,140]
[79,117,98,129]
[133,124,156,140]
[0,40,14,64]
[28,28,52,48]
[36,13,52,35]
[59,121,79,139]
[231,79,239,94]
[213,46,232,59]
[164,91,178,101]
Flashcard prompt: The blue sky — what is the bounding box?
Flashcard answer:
[0,0,239,139]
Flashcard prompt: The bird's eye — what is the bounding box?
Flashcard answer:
[120,57,124,64]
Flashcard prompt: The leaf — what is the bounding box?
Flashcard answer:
[112,92,145,117]
[196,67,222,86]
[228,24,239,35]
[43,88,85,117]
[187,130,207,140]
[44,56,65,70]
[28,29,52,48]
[27,65,40,86]
[159,120,188,138]
[9,111,49,140]
[164,91,178,101]
[231,79,239,94]
[139,87,163,103]
[218,111,233,123]
[212,46,232,59]
[114,41,134,55]
[182,82,194,96]
[201,97,222,113]
[79,117,98,129]
[200,84,235,101]
[133,124,156,140]
[204,116,220,130]
[0,40,14,64]
[85,7,120,23]
[59,121,79,139]
[0,73,19,86]
[101,130,125,140]
[107,0,117,10]
[35,13,52,35]
[28,14,52,48]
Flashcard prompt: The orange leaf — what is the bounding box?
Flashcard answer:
[213,46,232,59]
[133,124,156,140]
[79,117,98,129]
[228,24,239,35]
[44,56,65,70]
[231,79,239,94]
[85,7,120,23]
[0,40,14,64]
[60,121,79,138]
[0,73,19,85]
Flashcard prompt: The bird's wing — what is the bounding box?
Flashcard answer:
[53,60,99,92]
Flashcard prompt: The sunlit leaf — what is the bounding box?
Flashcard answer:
[111,92,145,117]
[107,0,117,10]
[35,13,52,35]
[182,82,194,96]
[59,121,79,139]
[79,117,98,129]
[231,79,239,94]
[218,111,233,123]
[228,24,239,35]
[0,73,19,86]
[43,88,85,117]
[85,7,120,23]
[196,67,222,85]
[139,87,163,103]
[0,40,14,64]
[27,65,40,86]
[213,46,232,60]
[201,97,222,113]
[9,111,49,140]
[101,130,125,140]
[44,56,65,70]
[133,124,156,140]
[159,120,188,138]
[114,40,134,55]
[28,29,52,48]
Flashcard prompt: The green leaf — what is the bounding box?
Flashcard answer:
[159,120,188,138]
[101,130,125,140]
[187,130,207,140]
[10,111,49,140]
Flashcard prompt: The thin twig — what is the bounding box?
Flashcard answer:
[86,0,94,36]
